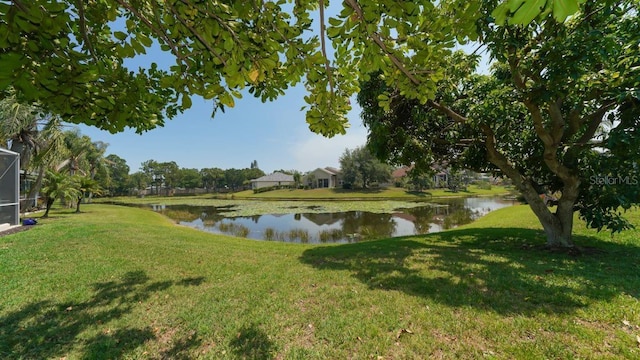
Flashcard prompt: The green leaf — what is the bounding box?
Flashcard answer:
[552,0,581,22]
[509,0,547,25]
[328,17,342,26]
[223,37,234,52]
[0,53,23,78]
[219,92,235,108]
[327,26,341,38]
[509,0,526,12]
[131,39,145,54]
[126,19,136,31]
[0,75,12,91]
[181,94,192,110]
[137,34,153,47]
[113,31,128,41]
[14,16,37,32]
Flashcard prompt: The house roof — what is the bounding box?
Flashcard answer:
[309,167,340,176]
[324,167,341,174]
[252,172,294,182]
[392,166,413,179]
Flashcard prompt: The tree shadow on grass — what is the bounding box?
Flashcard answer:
[0,271,206,359]
[229,323,275,360]
[300,228,640,315]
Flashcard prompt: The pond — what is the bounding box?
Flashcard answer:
[146,197,517,244]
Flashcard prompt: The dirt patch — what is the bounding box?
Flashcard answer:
[0,225,35,238]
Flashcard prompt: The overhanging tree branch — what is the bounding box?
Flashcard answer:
[344,0,421,85]
[547,98,565,144]
[427,100,468,124]
[319,0,335,95]
[575,100,617,146]
[166,2,227,67]
[115,0,187,63]
[76,0,98,62]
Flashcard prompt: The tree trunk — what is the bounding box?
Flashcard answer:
[518,180,579,248]
[481,123,580,248]
[21,166,45,211]
[546,206,575,247]
[43,198,54,218]
[75,196,82,213]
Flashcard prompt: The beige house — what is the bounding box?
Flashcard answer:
[250,172,295,189]
[304,167,342,188]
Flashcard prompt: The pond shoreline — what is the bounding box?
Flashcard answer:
[120,196,519,244]
[227,192,512,202]
[99,186,514,206]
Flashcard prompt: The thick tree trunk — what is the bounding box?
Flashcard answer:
[517,178,580,248]
[523,190,574,247]
[481,125,580,247]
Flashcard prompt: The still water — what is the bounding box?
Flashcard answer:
[150,197,515,244]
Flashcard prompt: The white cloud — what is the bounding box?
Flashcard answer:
[291,126,368,172]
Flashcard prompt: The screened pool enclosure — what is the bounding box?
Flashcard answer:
[0,148,20,226]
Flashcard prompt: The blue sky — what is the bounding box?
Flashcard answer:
[78,84,367,175]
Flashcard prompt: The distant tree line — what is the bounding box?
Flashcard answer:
[0,99,270,206]
[113,160,266,196]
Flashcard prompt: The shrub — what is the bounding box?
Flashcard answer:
[474,180,492,190]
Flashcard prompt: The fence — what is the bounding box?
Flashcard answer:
[0,148,20,226]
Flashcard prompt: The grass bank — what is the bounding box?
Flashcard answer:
[1,204,639,359]
[233,185,512,200]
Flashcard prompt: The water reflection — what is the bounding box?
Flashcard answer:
[148,197,515,244]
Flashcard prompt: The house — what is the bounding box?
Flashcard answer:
[433,171,449,188]
[305,167,342,188]
[392,165,413,186]
[392,164,450,188]
[250,172,295,189]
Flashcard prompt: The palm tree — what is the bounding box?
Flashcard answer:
[85,141,109,179]
[58,129,93,176]
[73,175,102,213]
[41,170,80,218]
[1,96,66,210]
[84,141,109,202]
[0,96,41,171]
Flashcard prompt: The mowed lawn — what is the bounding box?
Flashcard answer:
[233,185,511,200]
[1,204,639,359]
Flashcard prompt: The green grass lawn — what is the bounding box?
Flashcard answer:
[233,185,512,200]
[101,185,511,204]
[1,204,639,359]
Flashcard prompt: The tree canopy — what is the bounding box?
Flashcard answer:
[357,1,639,247]
[2,0,588,134]
[339,146,392,189]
